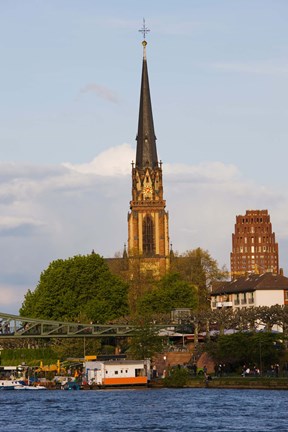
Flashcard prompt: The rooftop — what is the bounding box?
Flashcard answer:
[211,272,288,295]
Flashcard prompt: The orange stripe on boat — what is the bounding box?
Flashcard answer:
[103,377,147,385]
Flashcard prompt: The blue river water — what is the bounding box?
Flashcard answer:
[0,388,287,432]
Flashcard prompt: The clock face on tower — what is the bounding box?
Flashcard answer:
[144,185,152,195]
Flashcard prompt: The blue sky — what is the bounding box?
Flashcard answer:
[1,0,288,313]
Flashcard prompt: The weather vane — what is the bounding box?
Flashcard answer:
[138,18,150,40]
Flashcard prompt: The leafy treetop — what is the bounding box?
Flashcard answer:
[20,253,129,323]
[136,273,198,315]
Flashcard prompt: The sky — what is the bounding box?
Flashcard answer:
[1,0,288,314]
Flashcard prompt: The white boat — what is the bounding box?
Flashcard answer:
[0,380,21,390]
[15,383,46,390]
[0,380,46,390]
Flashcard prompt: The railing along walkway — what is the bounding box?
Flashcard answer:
[0,312,176,339]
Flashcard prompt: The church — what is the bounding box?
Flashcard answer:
[107,33,171,278]
[127,38,170,277]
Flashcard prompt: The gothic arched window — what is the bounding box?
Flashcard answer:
[143,215,154,255]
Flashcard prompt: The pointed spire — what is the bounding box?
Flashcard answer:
[135,38,158,170]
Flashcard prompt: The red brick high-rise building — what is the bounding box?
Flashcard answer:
[230,210,279,279]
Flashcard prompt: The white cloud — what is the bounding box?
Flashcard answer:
[63,143,134,176]
[0,216,44,236]
[1,143,288,314]
[166,169,285,268]
[165,161,240,182]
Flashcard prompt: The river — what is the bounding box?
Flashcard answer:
[0,388,287,431]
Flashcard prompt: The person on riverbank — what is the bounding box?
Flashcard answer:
[216,364,223,377]
[274,363,279,377]
[203,365,207,378]
[192,363,197,376]
[242,367,250,377]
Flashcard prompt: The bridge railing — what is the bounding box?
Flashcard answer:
[0,312,176,339]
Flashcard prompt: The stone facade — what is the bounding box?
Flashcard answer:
[230,210,279,279]
[127,41,170,278]
[127,165,170,277]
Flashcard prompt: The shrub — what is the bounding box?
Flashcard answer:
[163,367,190,388]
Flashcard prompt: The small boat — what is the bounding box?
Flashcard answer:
[0,380,46,390]
[84,359,151,387]
[15,384,46,390]
[0,380,21,390]
[14,380,46,390]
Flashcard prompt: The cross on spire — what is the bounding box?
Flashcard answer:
[138,18,150,40]
[135,18,158,170]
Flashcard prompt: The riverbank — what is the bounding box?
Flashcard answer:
[188,377,288,390]
[151,376,288,390]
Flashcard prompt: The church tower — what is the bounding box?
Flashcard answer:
[127,35,170,277]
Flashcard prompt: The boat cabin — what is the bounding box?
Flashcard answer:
[84,359,151,386]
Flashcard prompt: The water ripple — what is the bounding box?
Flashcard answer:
[0,388,287,432]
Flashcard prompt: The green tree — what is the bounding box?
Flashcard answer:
[210,308,235,335]
[233,307,258,332]
[257,305,284,331]
[277,305,288,339]
[20,253,129,323]
[136,273,198,315]
[51,337,101,360]
[171,248,228,310]
[206,332,285,371]
[163,367,191,388]
[127,315,164,360]
[126,258,156,315]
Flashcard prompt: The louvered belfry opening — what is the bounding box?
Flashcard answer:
[143,215,155,255]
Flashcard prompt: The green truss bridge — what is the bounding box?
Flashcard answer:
[0,312,176,339]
